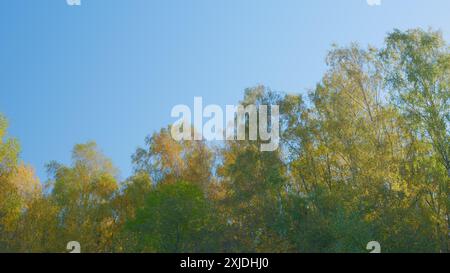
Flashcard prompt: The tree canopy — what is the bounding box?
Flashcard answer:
[0,28,448,253]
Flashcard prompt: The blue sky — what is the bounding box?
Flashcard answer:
[1,0,450,181]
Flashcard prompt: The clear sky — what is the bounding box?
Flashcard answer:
[1,0,450,181]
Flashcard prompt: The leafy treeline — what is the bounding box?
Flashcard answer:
[0,29,448,253]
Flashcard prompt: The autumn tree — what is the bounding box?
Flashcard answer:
[216,87,290,252]
[382,28,450,252]
[0,115,21,251]
[111,171,152,252]
[133,128,214,191]
[45,142,119,252]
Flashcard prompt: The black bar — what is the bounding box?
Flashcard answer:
[0,253,447,272]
